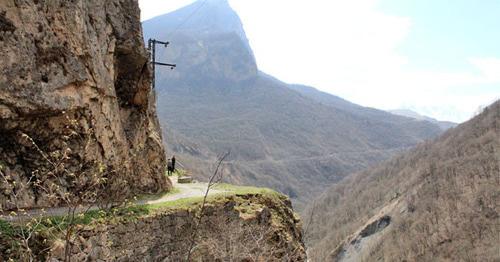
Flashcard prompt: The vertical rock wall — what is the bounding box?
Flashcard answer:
[0,0,170,210]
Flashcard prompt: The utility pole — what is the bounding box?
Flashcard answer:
[148,38,176,90]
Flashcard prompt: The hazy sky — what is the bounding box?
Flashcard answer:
[139,0,499,123]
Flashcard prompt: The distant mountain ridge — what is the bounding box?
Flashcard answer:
[389,109,457,130]
[142,0,443,209]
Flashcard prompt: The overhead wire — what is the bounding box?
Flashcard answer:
[164,0,209,40]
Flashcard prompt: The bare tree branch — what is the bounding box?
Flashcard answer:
[186,151,230,261]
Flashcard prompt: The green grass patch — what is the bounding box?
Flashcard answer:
[214,183,280,196]
[37,210,105,232]
[0,219,16,238]
[142,184,282,212]
[140,193,239,211]
[144,195,205,211]
[34,205,150,233]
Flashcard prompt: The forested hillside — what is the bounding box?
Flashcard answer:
[304,100,499,261]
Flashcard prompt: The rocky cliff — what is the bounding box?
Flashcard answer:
[0,0,170,210]
[2,193,306,261]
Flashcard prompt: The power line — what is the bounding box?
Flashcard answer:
[165,0,208,39]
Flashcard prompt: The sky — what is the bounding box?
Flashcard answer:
[139,0,500,123]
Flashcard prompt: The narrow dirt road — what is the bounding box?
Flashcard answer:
[1,176,224,223]
[137,176,225,205]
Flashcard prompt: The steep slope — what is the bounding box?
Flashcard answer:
[304,100,499,261]
[390,109,458,130]
[0,0,169,210]
[142,0,443,209]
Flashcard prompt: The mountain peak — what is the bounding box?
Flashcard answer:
[142,0,257,81]
[143,0,248,44]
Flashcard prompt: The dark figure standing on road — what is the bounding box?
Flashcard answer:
[167,159,173,176]
[171,155,176,172]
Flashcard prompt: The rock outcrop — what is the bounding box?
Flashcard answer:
[35,193,306,261]
[0,0,170,210]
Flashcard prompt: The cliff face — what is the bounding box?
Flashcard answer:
[42,194,306,261]
[0,0,170,210]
